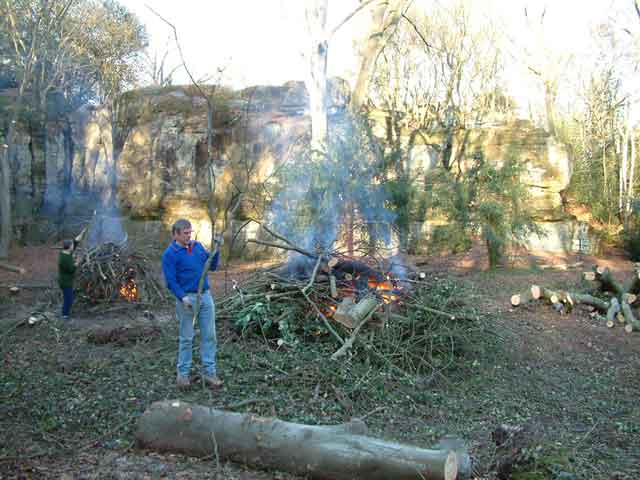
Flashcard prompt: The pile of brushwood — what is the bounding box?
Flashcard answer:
[217,244,489,375]
[510,264,640,333]
[75,241,167,306]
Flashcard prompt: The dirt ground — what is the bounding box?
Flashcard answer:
[1,243,639,479]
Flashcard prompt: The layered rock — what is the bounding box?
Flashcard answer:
[5,80,584,253]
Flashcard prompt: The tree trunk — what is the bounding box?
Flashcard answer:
[594,266,625,297]
[136,400,470,480]
[350,0,407,112]
[305,0,329,154]
[0,144,10,259]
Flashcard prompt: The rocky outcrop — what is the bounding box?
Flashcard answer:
[5,80,580,252]
[405,120,572,222]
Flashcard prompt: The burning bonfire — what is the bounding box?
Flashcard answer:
[218,231,485,370]
[75,241,166,305]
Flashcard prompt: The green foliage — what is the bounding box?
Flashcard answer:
[564,68,623,226]
[426,153,541,267]
[429,224,471,253]
[622,202,640,260]
[232,301,307,346]
[365,277,490,375]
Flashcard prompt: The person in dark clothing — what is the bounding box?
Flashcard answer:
[58,239,77,319]
[161,219,223,389]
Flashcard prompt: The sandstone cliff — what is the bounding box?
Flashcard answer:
[4,81,588,253]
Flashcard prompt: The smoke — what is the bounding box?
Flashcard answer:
[267,113,396,256]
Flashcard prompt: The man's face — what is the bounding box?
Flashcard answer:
[174,228,192,246]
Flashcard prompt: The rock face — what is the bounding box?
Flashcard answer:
[405,120,572,222]
[5,80,581,252]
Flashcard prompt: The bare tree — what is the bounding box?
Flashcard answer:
[142,37,179,87]
[350,0,409,112]
[304,0,329,155]
[0,0,76,258]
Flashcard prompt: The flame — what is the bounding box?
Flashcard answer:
[119,279,138,302]
[368,275,402,304]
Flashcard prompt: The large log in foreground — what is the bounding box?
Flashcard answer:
[136,400,470,480]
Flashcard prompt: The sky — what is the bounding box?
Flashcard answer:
[122,0,634,110]
[123,0,370,88]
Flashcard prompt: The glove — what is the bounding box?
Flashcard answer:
[182,296,193,309]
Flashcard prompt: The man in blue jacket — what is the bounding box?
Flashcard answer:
[162,218,223,389]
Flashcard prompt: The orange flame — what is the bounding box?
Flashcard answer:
[119,279,138,302]
[368,276,402,304]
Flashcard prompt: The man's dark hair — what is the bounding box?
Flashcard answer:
[62,239,73,250]
[172,219,192,235]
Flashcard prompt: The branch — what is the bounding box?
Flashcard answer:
[329,0,377,40]
[191,195,243,324]
[248,219,297,248]
[302,254,324,295]
[246,239,318,260]
[400,13,435,52]
[301,289,344,345]
[145,4,209,106]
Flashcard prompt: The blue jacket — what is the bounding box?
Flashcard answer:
[161,240,220,300]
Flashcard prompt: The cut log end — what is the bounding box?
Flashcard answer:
[444,451,458,480]
[510,294,521,307]
[531,285,541,299]
[606,320,615,328]
[582,271,596,281]
[624,324,634,333]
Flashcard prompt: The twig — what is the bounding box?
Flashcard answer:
[301,289,344,345]
[412,303,478,321]
[247,239,317,259]
[302,254,324,294]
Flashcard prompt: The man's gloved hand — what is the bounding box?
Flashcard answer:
[182,296,193,309]
[214,235,224,247]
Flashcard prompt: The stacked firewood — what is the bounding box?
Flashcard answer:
[510,264,640,333]
[75,242,166,305]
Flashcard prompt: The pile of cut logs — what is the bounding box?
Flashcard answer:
[510,264,640,333]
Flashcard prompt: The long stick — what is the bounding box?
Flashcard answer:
[247,239,318,259]
[191,196,243,325]
[331,308,377,360]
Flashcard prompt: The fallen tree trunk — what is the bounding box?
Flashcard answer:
[594,266,625,297]
[620,301,640,333]
[0,262,26,274]
[570,293,609,312]
[510,287,535,307]
[136,400,470,480]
